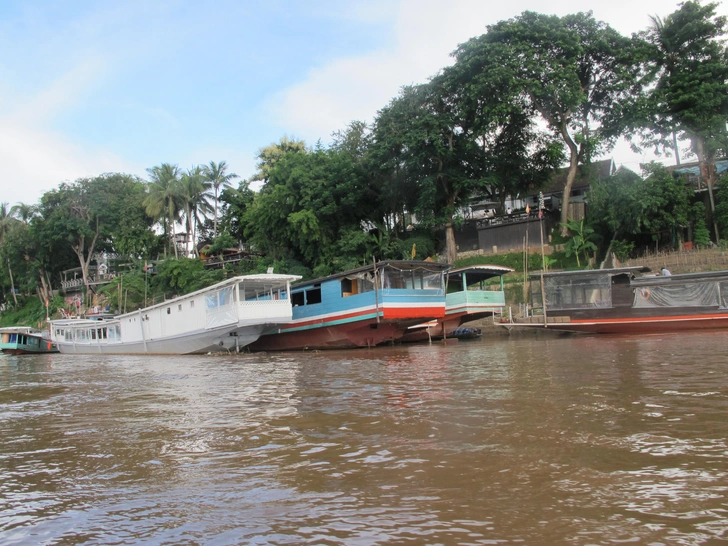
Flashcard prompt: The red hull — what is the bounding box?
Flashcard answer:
[510,312,728,335]
[248,318,405,351]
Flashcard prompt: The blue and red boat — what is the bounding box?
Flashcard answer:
[248,260,450,350]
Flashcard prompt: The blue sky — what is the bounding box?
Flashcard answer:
[1,0,724,206]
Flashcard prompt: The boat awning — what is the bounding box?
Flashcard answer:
[631,269,728,287]
[448,265,514,284]
[529,266,650,280]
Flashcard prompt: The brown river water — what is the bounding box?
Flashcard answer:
[1,332,727,545]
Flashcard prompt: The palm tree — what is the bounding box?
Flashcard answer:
[10,202,37,224]
[0,202,14,243]
[144,163,184,258]
[202,160,238,238]
[179,166,212,257]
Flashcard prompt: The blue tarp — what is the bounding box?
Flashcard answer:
[673,160,728,176]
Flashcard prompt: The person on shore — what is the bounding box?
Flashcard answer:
[661,266,671,276]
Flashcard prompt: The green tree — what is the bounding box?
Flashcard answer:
[637,1,728,241]
[244,145,374,274]
[202,160,238,239]
[252,136,307,185]
[180,166,212,256]
[144,163,183,258]
[218,180,256,244]
[691,202,712,248]
[478,11,636,235]
[589,164,692,253]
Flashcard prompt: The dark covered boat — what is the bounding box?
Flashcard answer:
[506,267,728,334]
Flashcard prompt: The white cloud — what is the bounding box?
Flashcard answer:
[269,0,720,151]
[0,120,129,206]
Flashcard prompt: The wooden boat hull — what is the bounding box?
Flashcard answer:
[249,304,445,351]
[249,318,403,351]
[510,312,728,335]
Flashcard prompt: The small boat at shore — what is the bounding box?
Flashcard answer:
[402,265,513,342]
[50,273,300,354]
[504,266,728,334]
[0,327,58,355]
[248,260,450,351]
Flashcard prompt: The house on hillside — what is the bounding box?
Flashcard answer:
[450,158,617,255]
[523,158,616,223]
[669,159,728,191]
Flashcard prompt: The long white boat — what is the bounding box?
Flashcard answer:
[50,274,301,354]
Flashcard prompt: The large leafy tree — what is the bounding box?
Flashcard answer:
[636,1,728,241]
[244,145,374,276]
[368,92,424,239]
[589,164,693,252]
[36,173,153,291]
[439,49,564,214]
[370,82,486,264]
[473,11,635,235]
[251,137,307,185]
[218,180,256,245]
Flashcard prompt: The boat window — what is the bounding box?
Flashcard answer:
[535,273,612,310]
[381,268,443,291]
[9,333,17,343]
[219,287,233,306]
[91,329,97,340]
[447,276,464,292]
[166,307,171,314]
[291,291,304,306]
[422,271,443,290]
[305,285,322,305]
[721,282,728,309]
[341,278,354,296]
[190,300,195,308]
[178,304,182,311]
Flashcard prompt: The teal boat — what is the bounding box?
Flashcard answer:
[0,327,58,355]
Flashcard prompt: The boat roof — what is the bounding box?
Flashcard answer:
[51,273,301,325]
[292,260,451,289]
[631,269,728,286]
[0,326,41,334]
[528,266,650,280]
[448,265,514,284]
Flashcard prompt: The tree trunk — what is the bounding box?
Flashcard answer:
[213,187,219,239]
[71,218,100,295]
[672,131,681,166]
[559,121,579,237]
[695,137,720,242]
[445,220,457,264]
[7,259,17,306]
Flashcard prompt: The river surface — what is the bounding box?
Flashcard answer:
[1,332,727,545]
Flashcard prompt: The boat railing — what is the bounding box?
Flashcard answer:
[448,291,506,307]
